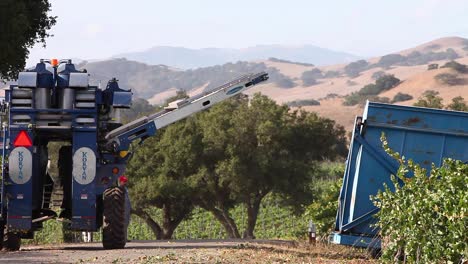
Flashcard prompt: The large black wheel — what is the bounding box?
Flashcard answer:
[102,187,127,249]
[3,230,21,251]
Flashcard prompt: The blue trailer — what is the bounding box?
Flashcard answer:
[0,59,268,250]
[332,101,468,250]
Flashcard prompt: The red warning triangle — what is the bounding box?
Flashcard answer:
[13,130,32,147]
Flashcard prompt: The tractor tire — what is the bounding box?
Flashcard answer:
[102,187,127,249]
[3,231,21,251]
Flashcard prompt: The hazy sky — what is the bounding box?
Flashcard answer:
[27,0,468,65]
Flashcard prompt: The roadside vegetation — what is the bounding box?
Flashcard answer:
[373,136,467,263]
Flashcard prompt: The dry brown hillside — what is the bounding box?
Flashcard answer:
[245,37,468,131]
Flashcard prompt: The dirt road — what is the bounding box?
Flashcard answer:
[0,239,374,263]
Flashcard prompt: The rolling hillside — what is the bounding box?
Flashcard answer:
[3,37,467,131]
[245,37,468,130]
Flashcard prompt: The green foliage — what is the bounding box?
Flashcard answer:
[22,220,64,245]
[441,60,468,73]
[322,93,340,100]
[301,69,323,86]
[373,136,468,263]
[371,71,386,80]
[343,75,400,106]
[25,162,346,245]
[446,96,468,111]
[374,74,401,91]
[127,118,199,239]
[126,195,309,241]
[303,166,343,238]
[286,99,320,107]
[372,49,460,69]
[391,92,413,103]
[127,94,347,239]
[413,90,444,109]
[434,73,464,86]
[344,60,369,78]
[303,181,341,238]
[0,0,56,80]
[323,71,341,78]
[275,77,296,88]
[377,54,405,68]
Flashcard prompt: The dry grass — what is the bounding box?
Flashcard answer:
[127,242,377,264]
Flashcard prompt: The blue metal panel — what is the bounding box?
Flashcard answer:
[115,122,157,151]
[333,102,468,247]
[71,131,97,231]
[5,130,35,231]
[95,155,128,195]
[331,233,381,248]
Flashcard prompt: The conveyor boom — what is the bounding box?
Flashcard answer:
[105,72,269,151]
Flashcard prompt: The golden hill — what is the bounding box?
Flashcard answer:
[244,37,468,131]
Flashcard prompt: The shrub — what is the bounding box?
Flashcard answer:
[323,70,341,78]
[323,93,340,100]
[391,92,413,103]
[370,96,390,104]
[344,60,369,78]
[343,92,361,106]
[302,68,323,79]
[377,54,405,68]
[427,63,438,70]
[343,75,400,106]
[375,74,401,90]
[286,99,320,107]
[435,73,463,86]
[413,90,443,109]
[373,137,468,263]
[301,69,322,86]
[446,96,468,111]
[346,80,357,86]
[371,71,386,80]
[275,77,296,88]
[441,60,467,73]
[303,180,341,238]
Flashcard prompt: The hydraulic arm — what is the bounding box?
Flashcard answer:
[104,72,269,152]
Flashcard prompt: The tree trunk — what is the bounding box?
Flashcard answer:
[132,208,163,239]
[200,202,241,238]
[221,209,241,238]
[160,203,190,239]
[243,195,263,239]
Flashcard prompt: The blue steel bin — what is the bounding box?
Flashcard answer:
[332,101,468,248]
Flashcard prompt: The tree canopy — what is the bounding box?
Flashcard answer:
[0,0,56,80]
[413,90,444,109]
[126,94,347,239]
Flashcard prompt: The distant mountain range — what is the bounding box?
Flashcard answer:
[114,45,360,69]
[78,59,296,100]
